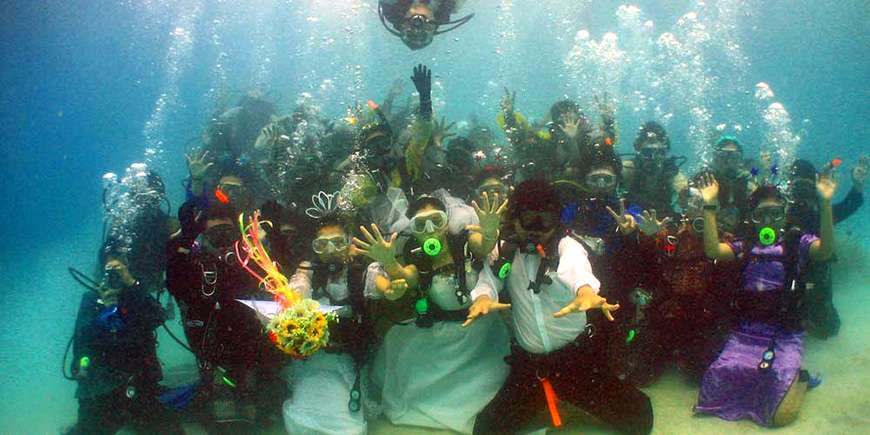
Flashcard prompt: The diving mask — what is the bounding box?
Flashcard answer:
[402,15,436,48]
[638,146,667,161]
[410,210,449,234]
[312,235,350,254]
[215,181,251,207]
[715,149,742,166]
[751,205,786,224]
[203,224,237,250]
[664,216,704,234]
[585,172,617,190]
[519,211,558,233]
[104,267,124,290]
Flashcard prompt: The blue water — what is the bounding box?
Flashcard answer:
[1,1,868,433]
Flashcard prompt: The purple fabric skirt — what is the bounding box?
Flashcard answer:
[694,322,803,427]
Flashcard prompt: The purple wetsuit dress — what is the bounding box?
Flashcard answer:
[694,234,817,426]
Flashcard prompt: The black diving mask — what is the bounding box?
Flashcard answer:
[402,19,436,49]
[204,224,237,250]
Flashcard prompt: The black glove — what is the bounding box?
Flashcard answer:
[178,201,206,241]
[410,64,432,120]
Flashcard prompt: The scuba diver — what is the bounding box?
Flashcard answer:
[185,149,259,218]
[467,179,653,435]
[256,101,356,207]
[699,135,757,234]
[100,167,179,295]
[622,183,734,385]
[354,64,438,196]
[282,194,372,434]
[202,93,277,170]
[165,200,284,430]
[66,257,183,435]
[623,121,688,217]
[499,89,617,181]
[356,194,511,434]
[259,200,311,276]
[787,156,867,338]
[559,141,666,388]
[378,0,474,50]
[695,171,836,427]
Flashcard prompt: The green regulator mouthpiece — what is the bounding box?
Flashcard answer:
[759,227,777,246]
[422,238,442,256]
[415,297,429,314]
[498,263,512,280]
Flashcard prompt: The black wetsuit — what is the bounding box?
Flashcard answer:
[165,227,284,425]
[790,187,864,338]
[626,159,681,218]
[68,287,182,435]
[563,196,658,385]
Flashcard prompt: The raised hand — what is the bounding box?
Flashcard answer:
[432,116,457,147]
[185,149,214,181]
[605,199,636,234]
[698,173,720,206]
[411,64,431,97]
[353,223,399,265]
[463,295,511,327]
[500,87,516,114]
[411,64,432,119]
[558,112,584,139]
[467,191,509,240]
[816,172,838,202]
[637,209,672,236]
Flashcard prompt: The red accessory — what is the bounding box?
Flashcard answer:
[214,188,230,204]
[831,158,843,168]
[536,243,547,258]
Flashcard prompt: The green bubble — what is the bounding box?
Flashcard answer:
[498,263,512,280]
[422,238,442,256]
[759,227,777,246]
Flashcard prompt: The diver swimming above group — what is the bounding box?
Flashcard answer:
[64,59,867,435]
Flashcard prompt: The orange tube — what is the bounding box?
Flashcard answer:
[540,377,563,428]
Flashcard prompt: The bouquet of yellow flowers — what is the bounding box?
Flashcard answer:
[267,299,336,359]
[236,211,334,358]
